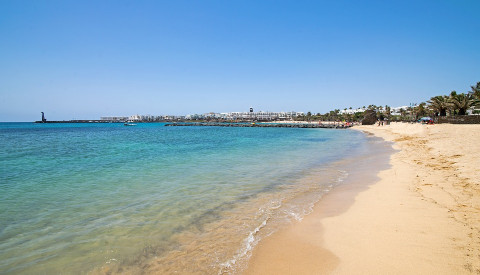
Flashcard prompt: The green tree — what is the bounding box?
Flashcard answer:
[428,95,450,116]
[399,108,407,120]
[471,82,480,98]
[384,105,391,117]
[414,103,427,119]
[471,82,480,109]
[446,91,458,115]
[353,112,364,121]
[449,93,478,115]
[328,110,338,121]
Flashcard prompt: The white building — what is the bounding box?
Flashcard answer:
[217,111,304,121]
[390,106,411,116]
[100,116,129,121]
[339,108,366,115]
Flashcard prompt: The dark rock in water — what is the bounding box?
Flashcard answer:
[362,110,377,125]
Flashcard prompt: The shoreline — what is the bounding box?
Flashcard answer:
[87,127,372,275]
[244,122,480,274]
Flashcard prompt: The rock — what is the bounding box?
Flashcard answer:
[362,110,377,125]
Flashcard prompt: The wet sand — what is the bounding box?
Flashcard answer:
[245,122,480,274]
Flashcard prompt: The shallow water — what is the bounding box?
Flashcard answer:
[0,122,376,274]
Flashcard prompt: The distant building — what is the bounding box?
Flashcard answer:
[217,111,303,121]
[101,116,129,122]
[102,110,303,122]
[390,106,410,116]
[339,108,365,115]
[127,114,185,121]
[337,106,416,116]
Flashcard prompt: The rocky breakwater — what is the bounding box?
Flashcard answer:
[164,122,352,129]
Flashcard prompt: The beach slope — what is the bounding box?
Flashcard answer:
[245,123,480,274]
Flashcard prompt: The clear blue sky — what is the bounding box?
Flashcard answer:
[1,0,479,121]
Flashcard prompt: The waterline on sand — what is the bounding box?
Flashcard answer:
[0,123,383,274]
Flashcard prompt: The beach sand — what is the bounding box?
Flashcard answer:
[245,122,480,274]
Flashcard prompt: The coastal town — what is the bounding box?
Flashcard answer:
[94,84,480,125]
[100,105,418,123]
[100,110,305,123]
[32,81,480,126]
[99,81,480,124]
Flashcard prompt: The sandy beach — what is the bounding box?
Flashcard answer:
[245,122,480,274]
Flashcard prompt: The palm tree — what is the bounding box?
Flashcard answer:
[471,82,480,98]
[385,105,391,116]
[428,95,449,116]
[471,82,480,109]
[399,108,407,120]
[414,102,427,119]
[407,105,415,120]
[447,91,458,115]
[449,93,477,115]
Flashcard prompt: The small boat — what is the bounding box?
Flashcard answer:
[124,121,137,126]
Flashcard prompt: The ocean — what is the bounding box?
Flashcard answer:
[0,122,387,274]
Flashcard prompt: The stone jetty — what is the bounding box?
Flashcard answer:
[164,122,352,129]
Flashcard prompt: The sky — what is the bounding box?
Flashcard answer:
[0,0,479,121]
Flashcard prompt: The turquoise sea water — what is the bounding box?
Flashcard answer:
[0,122,378,274]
